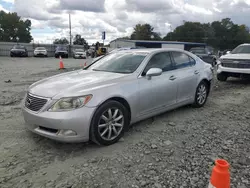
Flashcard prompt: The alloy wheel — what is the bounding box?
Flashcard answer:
[98,108,124,141]
[197,84,207,105]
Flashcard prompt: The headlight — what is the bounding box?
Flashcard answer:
[49,95,92,111]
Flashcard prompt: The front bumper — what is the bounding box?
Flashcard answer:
[11,51,27,57]
[217,65,250,74]
[34,52,47,56]
[22,104,96,143]
[74,54,86,58]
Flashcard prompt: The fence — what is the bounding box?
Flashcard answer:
[0,42,88,57]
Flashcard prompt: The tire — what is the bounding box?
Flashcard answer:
[217,73,228,82]
[193,81,209,108]
[90,100,129,146]
[65,55,69,58]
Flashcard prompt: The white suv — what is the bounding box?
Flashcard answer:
[217,44,250,81]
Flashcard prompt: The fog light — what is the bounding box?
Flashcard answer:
[58,130,77,136]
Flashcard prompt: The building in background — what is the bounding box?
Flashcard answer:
[109,39,206,51]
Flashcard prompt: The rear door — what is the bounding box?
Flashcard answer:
[170,51,199,103]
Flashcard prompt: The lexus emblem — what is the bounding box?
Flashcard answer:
[26,98,32,106]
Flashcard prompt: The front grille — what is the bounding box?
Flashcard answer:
[25,93,48,112]
[221,59,250,69]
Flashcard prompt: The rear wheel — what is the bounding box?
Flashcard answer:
[193,81,209,108]
[217,73,228,81]
[90,100,129,145]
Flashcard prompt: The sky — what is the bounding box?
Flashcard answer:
[0,0,250,44]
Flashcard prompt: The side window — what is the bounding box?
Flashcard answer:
[189,56,196,66]
[143,52,173,75]
[172,51,195,69]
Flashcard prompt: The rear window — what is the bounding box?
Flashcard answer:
[190,48,206,54]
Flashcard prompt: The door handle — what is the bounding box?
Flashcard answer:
[194,70,200,75]
[169,75,176,81]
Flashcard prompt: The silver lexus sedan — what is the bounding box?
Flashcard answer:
[22,49,213,145]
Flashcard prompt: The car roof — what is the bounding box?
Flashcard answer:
[113,48,187,54]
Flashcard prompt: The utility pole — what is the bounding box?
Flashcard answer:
[69,13,72,45]
[69,13,72,57]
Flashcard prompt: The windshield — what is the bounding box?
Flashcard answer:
[35,47,45,50]
[231,45,250,54]
[75,49,84,52]
[88,52,147,74]
[13,45,25,49]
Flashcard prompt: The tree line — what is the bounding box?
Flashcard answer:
[0,9,249,50]
[121,18,250,50]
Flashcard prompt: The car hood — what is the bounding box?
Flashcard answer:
[29,70,128,98]
[220,53,250,60]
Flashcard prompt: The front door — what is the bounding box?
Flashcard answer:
[138,52,178,116]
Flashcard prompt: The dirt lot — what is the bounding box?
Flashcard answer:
[0,57,250,188]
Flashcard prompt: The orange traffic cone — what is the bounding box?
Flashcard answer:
[59,56,65,69]
[208,159,230,188]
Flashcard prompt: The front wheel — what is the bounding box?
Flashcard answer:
[90,100,129,145]
[193,81,209,108]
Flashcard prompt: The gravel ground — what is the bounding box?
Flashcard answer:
[0,57,250,188]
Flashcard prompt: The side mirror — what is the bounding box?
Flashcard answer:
[146,68,162,79]
[226,51,231,54]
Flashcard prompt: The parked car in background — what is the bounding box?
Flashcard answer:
[190,47,217,66]
[55,46,68,58]
[22,48,213,145]
[34,47,48,57]
[87,46,95,57]
[10,45,28,57]
[73,49,87,59]
[217,44,250,81]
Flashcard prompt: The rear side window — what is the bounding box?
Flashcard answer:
[171,52,195,69]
